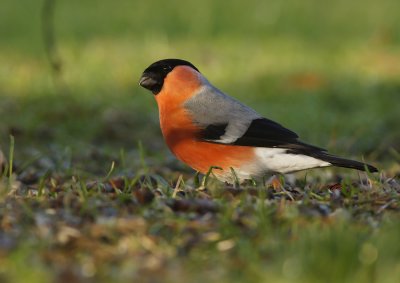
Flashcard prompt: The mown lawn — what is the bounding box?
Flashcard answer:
[0,0,400,282]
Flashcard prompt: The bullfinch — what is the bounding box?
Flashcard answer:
[139,59,378,183]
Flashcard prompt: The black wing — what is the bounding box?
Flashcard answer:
[200,118,326,152]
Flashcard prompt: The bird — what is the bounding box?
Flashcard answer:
[139,58,378,183]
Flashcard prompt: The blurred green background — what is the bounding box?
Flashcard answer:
[1,0,399,167]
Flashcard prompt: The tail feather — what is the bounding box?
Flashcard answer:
[314,153,378,173]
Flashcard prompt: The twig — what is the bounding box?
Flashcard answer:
[376,199,397,214]
[41,0,66,93]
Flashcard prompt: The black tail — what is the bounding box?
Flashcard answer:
[315,153,378,173]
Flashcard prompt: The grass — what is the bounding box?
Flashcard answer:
[0,0,400,282]
[1,162,399,283]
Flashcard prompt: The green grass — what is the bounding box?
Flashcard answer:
[0,0,400,282]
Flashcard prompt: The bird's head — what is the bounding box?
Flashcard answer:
[139,59,200,95]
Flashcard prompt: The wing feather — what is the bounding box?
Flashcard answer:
[199,118,326,153]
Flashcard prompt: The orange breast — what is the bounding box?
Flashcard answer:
[166,135,255,175]
[154,66,254,175]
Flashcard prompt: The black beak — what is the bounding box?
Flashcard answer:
[139,72,162,94]
[139,74,154,89]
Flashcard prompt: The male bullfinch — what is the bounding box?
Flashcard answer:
[139,59,378,183]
